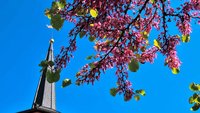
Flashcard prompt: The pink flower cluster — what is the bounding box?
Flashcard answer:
[162,36,181,69]
[76,62,101,85]
[173,1,200,35]
[53,0,200,101]
[115,64,134,101]
[140,46,158,63]
[176,16,192,35]
[55,38,77,70]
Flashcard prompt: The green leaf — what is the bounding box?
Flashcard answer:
[136,89,146,96]
[89,36,96,42]
[45,9,51,19]
[45,1,66,20]
[110,88,117,97]
[193,93,199,99]
[79,31,86,38]
[135,54,141,59]
[190,103,200,111]
[54,69,61,82]
[56,0,66,9]
[77,8,87,16]
[128,59,139,72]
[154,39,161,49]
[197,94,200,104]
[60,0,67,4]
[46,70,55,83]
[171,68,180,74]
[90,9,98,18]
[141,31,149,39]
[197,96,200,104]
[89,63,95,69]
[86,55,93,60]
[150,0,155,4]
[46,69,60,83]
[75,80,81,86]
[196,84,200,91]
[134,95,140,101]
[190,83,200,91]
[50,14,64,31]
[189,96,195,104]
[191,93,200,104]
[39,60,48,67]
[182,34,190,43]
[62,78,72,88]
[48,61,54,67]
[51,2,59,11]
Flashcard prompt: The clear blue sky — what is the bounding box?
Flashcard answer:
[0,0,200,113]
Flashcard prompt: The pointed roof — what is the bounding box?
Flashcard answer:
[18,39,60,113]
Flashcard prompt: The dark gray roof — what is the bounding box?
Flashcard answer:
[18,106,60,113]
[18,39,59,113]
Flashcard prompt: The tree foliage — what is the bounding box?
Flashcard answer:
[39,60,61,83]
[189,83,200,111]
[45,0,200,104]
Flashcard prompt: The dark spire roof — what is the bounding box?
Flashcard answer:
[32,38,56,109]
[18,39,60,113]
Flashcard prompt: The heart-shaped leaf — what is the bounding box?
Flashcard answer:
[128,59,139,72]
[190,83,200,91]
[89,36,96,42]
[182,34,190,43]
[110,88,117,97]
[90,9,98,18]
[171,68,180,74]
[154,39,161,49]
[50,14,64,31]
[62,78,72,88]
[134,95,140,101]
[136,89,146,96]
[79,31,86,38]
[46,70,55,83]
[190,103,200,111]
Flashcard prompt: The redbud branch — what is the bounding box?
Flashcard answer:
[161,0,168,40]
[142,7,158,31]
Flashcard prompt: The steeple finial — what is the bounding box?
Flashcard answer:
[50,38,54,43]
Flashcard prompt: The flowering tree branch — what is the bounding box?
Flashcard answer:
[45,0,200,102]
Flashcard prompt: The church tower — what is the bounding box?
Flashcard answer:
[18,39,60,113]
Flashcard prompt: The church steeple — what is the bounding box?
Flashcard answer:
[18,39,60,113]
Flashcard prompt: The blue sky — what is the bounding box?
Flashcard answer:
[0,0,200,113]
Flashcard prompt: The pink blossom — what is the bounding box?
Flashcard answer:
[52,0,200,101]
